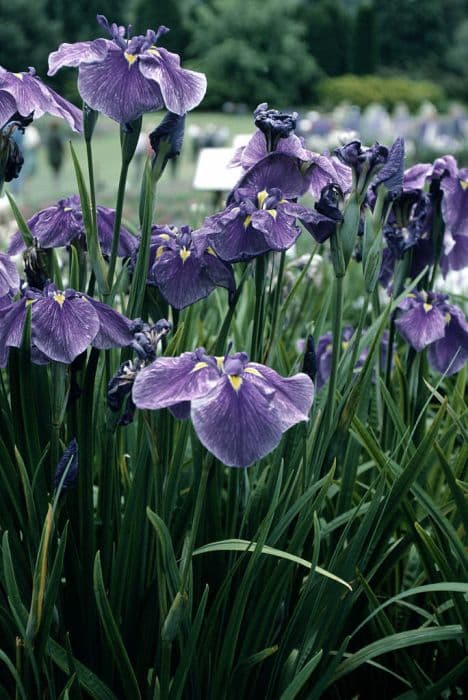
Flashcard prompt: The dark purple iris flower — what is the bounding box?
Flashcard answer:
[53,438,78,491]
[0,66,82,132]
[232,128,351,200]
[379,189,434,290]
[396,291,468,376]
[132,347,314,467]
[0,252,19,296]
[300,183,344,244]
[403,156,467,278]
[48,15,206,124]
[8,195,137,257]
[0,283,133,367]
[143,224,235,309]
[198,153,321,262]
[335,140,389,198]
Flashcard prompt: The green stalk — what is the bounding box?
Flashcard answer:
[325,274,344,431]
[263,251,286,363]
[250,253,267,361]
[180,455,212,592]
[107,160,130,291]
[85,139,98,236]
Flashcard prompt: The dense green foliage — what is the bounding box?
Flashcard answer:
[317,74,446,111]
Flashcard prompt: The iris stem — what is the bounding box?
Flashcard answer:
[107,160,129,290]
[85,139,97,236]
[347,291,371,387]
[263,251,286,363]
[251,253,267,361]
[325,274,344,431]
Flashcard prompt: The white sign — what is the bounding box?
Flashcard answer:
[193,148,243,191]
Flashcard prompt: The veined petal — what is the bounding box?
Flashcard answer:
[395,303,446,352]
[48,39,110,75]
[191,375,283,467]
[206,211,270,263]
[152,251,216,309]
[85,297,133,349]
[139,48,207,115]
[132,351,220,410]
[0,298,27,367]
[32,295,100,363]
[78,48,165,124]
[0,253,20,296]
[250,209,300,251]
[428,305,468,376]
[0,91,18,128]
[245,363,314,430]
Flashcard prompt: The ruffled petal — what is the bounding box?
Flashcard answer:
[132,351,220,410]
[152,250,215,309]
[48,39,110,75]
[191,375,282,467]
[228,153,311,202]
[206,209,269,262]
[139,48,207,115]
[250,209,300,251]
[78,48,165,124]
[31,295,100,363]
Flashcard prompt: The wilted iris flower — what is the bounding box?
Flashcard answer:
[132,347,314,467]
[0,66,82,132]
[8,195,137,257]
[53,438,78,491]
[396,291,468,375]
[0,283,133,367]
[48,15,206,124]
[199,153,319,262]
[142,224,235,309]
[335,139,389,196]
[0,252,19,296]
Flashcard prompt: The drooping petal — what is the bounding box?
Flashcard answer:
[205,209,270,262]
[427,306,468,376]
[8,196,83,254]
[31,294,100,363]
[139,48,207,116]
[77,48,165,124]
[191,375,283,467]
[440,170,468,241]
[395,303,446,352]
[48,39,110,75]
[0,298,27,367]
[132,350,220,410]
[152,250,215,309]
[0,252,20,296]
[403,163,432,190]
[245,363,314,431]
[85,297,133,349]
[0,90,18,128]
[95,206,138,257]
[229,153,311,203]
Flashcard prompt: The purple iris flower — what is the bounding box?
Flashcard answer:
[232,128,351,200]
[48,15,207,125]
[0,66,82,132]
[395,291,468,376]
[143,224,235,309]
[0,252,19,296]
[379,189,434,290]
[199,153,319,262]
[300,183,344,244]
[53,438,78,491]
[8,195,137,258]
[0,283,133,367]
[132,347,314,467]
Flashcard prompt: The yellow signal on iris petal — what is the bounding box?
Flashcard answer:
[244,367,262,377]
[244,215,252,229]
[124,52,138,66]
[423,303,433,313]
[53,292,66,306]
[460,179,468,190]
[146,47,160,57]
[179,247,191,262]
[207,246,217,256]
[266,209,277,219]
[257,190,268,208]
[192,361,209,372]
[156,245,166,258]
[228,375,243,391]
[215,356,224,369]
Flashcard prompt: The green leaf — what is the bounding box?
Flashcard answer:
[193,539,352,591]
[278,650,323,700]
[93,552,141,700]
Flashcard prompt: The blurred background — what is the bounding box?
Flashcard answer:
[0,0,467,231]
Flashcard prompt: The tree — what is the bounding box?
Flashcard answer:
[352,2,378,75]
[130,0,189,55]
[300,0,351,76]
[0,0,61,77]
[189,0,322,109]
